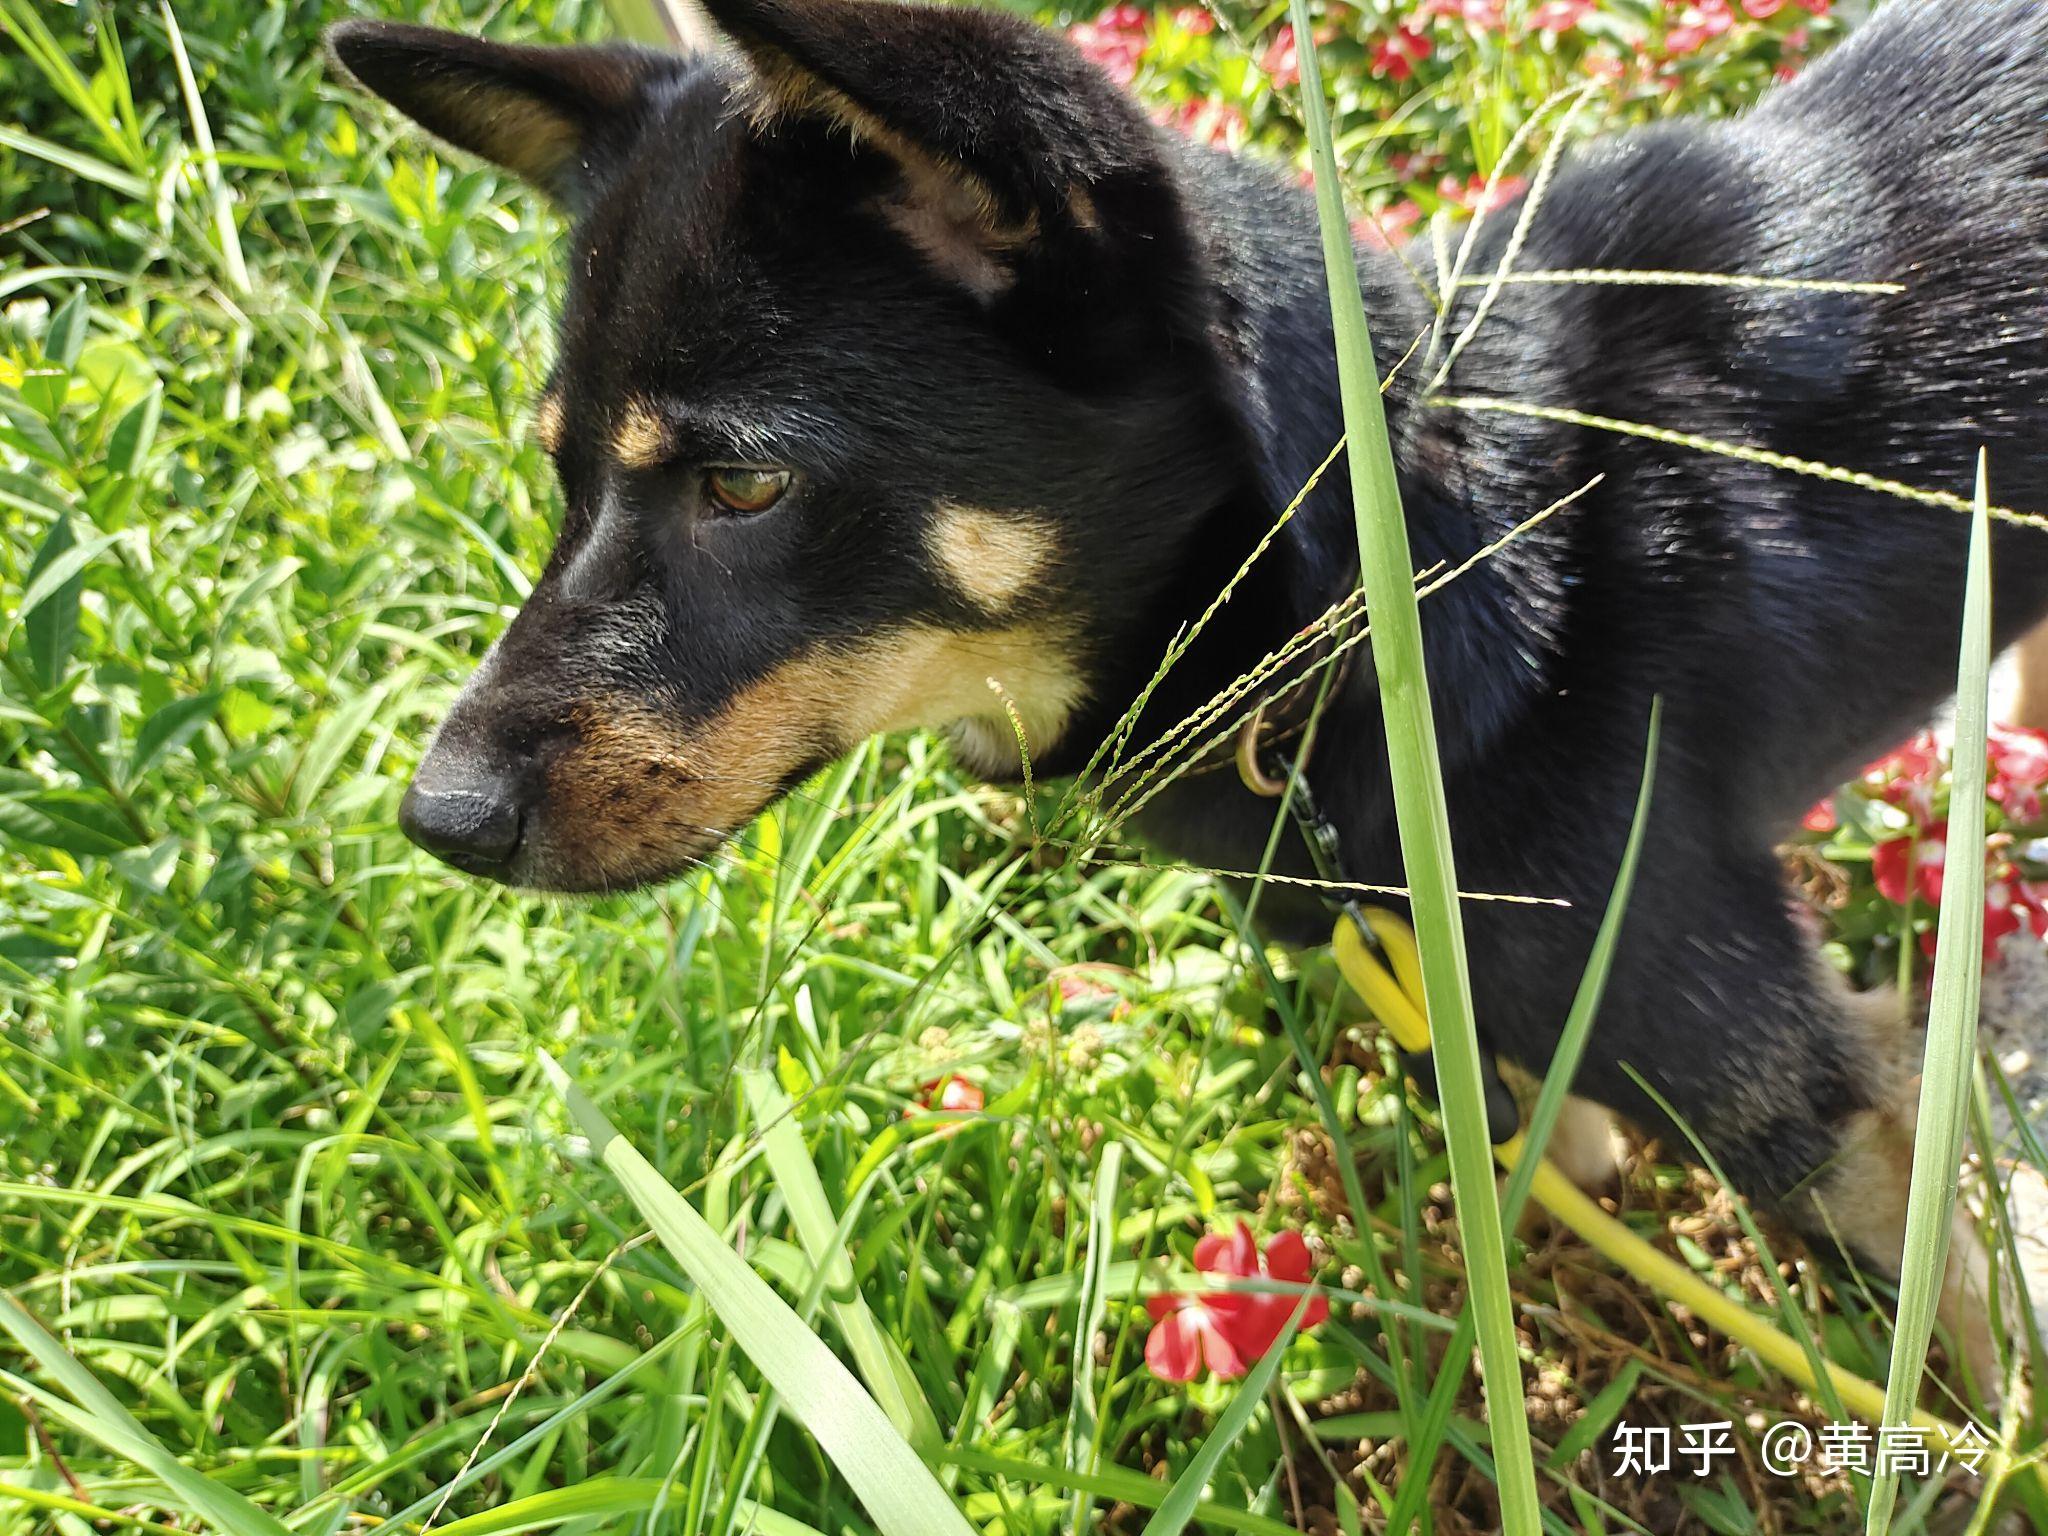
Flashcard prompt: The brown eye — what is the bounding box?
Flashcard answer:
[704,466,792,516]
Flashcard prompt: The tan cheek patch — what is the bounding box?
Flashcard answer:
[540,625,1085,883]
[838,624,1086,765]
[926,504,1058,613]
[612,398,670,470]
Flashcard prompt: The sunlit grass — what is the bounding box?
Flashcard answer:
[1,2,2040,1534]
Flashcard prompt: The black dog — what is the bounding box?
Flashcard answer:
[329,0,2048,1351]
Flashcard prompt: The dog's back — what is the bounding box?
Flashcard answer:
[1409,0,2048,838]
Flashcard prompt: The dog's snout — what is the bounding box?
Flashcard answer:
[399,766,525,876]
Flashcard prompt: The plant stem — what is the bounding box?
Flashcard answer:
[1284,4,1542,1529]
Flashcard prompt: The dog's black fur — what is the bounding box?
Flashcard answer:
[331,0,2048,1265]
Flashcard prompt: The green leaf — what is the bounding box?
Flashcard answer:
[0,791,144,856]
[129,690,221,785]
[942,1447,1299,1536]
[538,1052,976,1536]
[290,665,419,814]
[0,263,129,306]
[44,287,88,369]
[105,382,163,476]
[1546,1360,1642,1470]
[0,390,68,466]
[17,518,97,691]
[0,126,148,198]
[1864,454,1994,1533]
[18,522,125,628]
[1066,1139,1124,1533]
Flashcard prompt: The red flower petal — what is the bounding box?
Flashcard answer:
[1145,1308,1202,1382]
[1871,837,1913,905]
[1263,1229,1313,1283]
[1195,1222,1260,1280]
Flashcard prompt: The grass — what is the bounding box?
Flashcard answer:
[1,1,2042,1533]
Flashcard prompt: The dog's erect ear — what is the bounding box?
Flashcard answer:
[324,20,680,209]
[701,0,1163,295]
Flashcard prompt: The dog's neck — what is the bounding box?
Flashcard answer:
[1088,149,1566,890]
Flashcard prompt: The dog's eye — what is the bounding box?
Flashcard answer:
[704,466,792,516]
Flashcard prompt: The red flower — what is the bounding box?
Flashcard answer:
[1802,797,1836,834]
[929,1075,983,1113]
[1438,172,1527,214]
[1370,24,1433,81]
[1144,1293,1248,1381]
[1531,0,1595,33]
[1145,1223,1329,1382]
[1354,198,1424,250]
[1260,24,1300,88]
[1922,865,2048,962]
[1170,4,1215,34]
[1743,0,1785,17]
[1990,723,2048,822]
[1425,0,1505,31]
[1164,97,1248,150]
[1582,47,1629,85]
[1069,4,1149,87]
[1865,729,1942,821]
[1873,830,2048,962]
[1664,0,1733,56]
[1872,821,1947,906]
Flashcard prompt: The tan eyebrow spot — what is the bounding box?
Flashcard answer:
[926,504,1058,612]
[533,391,565,455]
[612,399,670,469]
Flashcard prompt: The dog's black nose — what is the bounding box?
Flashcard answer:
[399,772,524,876]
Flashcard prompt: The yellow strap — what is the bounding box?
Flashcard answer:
[1362,906,1425,1009]
[1328,908,1970,1449]
[1331,913,1430,1054]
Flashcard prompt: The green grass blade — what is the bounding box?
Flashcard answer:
[0,1479,192,1536]
[1388,698,1659,1535]
[1065,1139,1124,1534]
[0,1296,293,1536]
[161,2,250,297]
[1139,1302,1307,1536]
[428,1478,827,1536]
[1284,6,1542,1532]
[740,1069,942,1452]
[941,1447,1300,1536]
[537,1051,975,1536]
[1865,453,1994,1533]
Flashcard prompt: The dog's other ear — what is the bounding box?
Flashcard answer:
[324,20,680,210]
[702,0,1165,296]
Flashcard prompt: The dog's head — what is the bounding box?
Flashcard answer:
[329,0,1249,891]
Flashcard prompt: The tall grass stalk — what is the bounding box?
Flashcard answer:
[1865,455,1994,1533]
[1384,701,1658,1535]
[1283,6,1542,1530]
